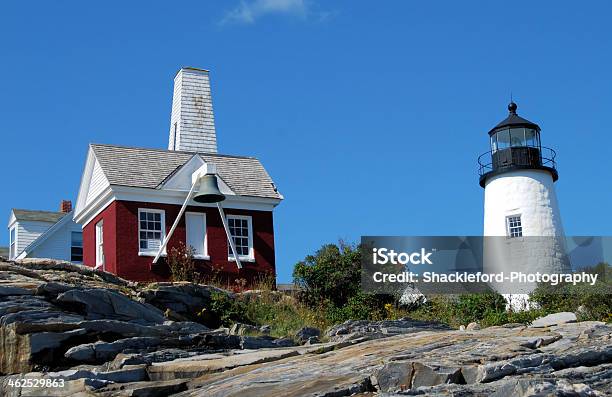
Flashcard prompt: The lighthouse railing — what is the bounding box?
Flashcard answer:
[478,146,557,177]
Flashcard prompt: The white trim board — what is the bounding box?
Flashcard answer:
[74,185,279,226]
[73,187,114,226]
[75,148,110,216]
[8,211,17,229]
[75,148,96,216]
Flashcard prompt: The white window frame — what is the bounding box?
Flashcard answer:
[506,215,523,238]
[185,212,209,260]
[70,231,83,263]
[226,214,255,262]
[138,208,166,257]
[9,226,16,260]
[95,221,105,270]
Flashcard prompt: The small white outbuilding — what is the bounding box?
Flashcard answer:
[7,201,82,262]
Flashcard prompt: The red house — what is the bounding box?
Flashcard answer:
[74,68,283,282]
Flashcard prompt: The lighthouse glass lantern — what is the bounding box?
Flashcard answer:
[480,102,557,188]
[479,102,570,299]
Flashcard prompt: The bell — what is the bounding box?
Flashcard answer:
[193,174,226,203]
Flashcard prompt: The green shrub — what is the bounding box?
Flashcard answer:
[530,262,612,322]
[293,242,362,308]
[207,291,248,327]
[292,242,397,325]
[324,292,387,324]
[453,293,506,325]
[406,293,544,328]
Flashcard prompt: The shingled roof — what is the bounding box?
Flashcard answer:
[11,209,67,223]
[90,144,282,200]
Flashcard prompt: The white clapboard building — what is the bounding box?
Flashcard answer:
[7,200,83,262]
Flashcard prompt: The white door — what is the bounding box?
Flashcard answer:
[95,221,105,270]
[185,213,206,258]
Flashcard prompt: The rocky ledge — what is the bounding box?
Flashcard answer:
[1,259,611,396]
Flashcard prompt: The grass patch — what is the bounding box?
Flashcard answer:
[207,290,331,338]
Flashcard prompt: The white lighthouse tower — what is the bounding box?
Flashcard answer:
[479,102,570,299]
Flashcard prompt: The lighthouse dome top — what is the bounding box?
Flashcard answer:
[488,101,540,136]
[478,100,558,188]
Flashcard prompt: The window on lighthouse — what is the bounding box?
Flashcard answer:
[510,128,525,146]
[506,215,523,238]
[525,129,539,147]
[496,129,511,150]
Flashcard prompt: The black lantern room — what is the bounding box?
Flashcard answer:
[478,102,558,187]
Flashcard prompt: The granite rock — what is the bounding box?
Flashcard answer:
[228,322,259,336]
[466,321,481,331]
[1,259,610,397]
[137,283,229,319]
[65,337,163,363]
[326,318,451,342]
[531,311,578,328]
[56,289,166,324]
[294,326,321,344]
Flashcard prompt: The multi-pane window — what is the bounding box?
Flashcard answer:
[139,209,165,254]
[71,232,83,262]
[9,227,16,259]
[227,215,253,259]
[507,215,523,238]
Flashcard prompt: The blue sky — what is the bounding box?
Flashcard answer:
[1,1,611,282]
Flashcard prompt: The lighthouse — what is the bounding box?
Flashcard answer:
[479,102,570,298]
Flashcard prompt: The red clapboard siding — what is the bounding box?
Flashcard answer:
[83,200,275,284]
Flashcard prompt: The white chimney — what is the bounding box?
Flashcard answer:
[168,67,217,153]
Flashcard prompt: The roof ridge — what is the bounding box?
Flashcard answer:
[90,143,259,160]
